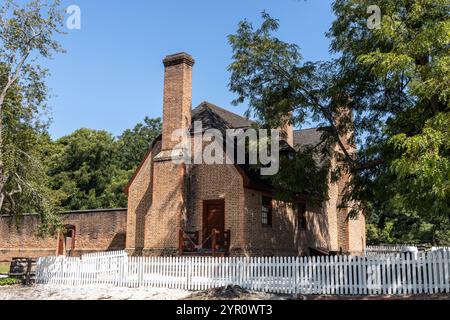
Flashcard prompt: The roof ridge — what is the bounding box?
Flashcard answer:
[294,127,321,132]
[198,101,251,119]
[193,101,255,129]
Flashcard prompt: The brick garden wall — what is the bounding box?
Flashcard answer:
[0,209,127,262]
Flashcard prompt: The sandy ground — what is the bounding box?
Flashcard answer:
[0,284,289,301]
[0,285,193,300]
[0,285,286,301]
[1,285,447,301]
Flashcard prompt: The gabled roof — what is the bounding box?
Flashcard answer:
[293,128,325,150]
[125,102,329,195]
[191,103,230,133]
[193,102,325,150]
[294,128,332,168]
[192,101,256,130]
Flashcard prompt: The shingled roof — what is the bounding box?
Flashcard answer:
[126,102,328,194]
[192,101,324,149]
[192,101,255,130]
[293,128,325,151]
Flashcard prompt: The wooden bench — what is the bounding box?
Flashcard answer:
[7,258,37,285]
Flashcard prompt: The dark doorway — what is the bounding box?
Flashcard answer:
[202,200,225,250]
[57,225,76,256]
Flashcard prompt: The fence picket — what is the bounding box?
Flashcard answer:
[35,249,450,296]
[444,250,450,293]
[432,251,438,293]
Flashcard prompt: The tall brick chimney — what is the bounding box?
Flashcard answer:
[161,52,195,151]
[277,114,294,148]
[279,121,294,148]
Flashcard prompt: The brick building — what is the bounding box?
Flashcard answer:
[125,52,366,257]
[0,52,365,262]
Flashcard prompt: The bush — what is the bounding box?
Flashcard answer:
[0,277,21,286]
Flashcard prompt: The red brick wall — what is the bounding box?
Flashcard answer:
[125,138,363,257]
[126,143,159,255]
[0,209,127,262]
[126,53,195,256]
[187,163,245,253]
[161,53,194,151]
[241,189,330,256]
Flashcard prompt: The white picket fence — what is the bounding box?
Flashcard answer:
[36,250,450,295]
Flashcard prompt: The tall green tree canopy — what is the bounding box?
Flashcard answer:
[228,1,449,244]
[48,129,121,210]
[117,117,162,171]
[47,117,161,211]
[0,0,64,232]
[0,64,59,232]
[331,0,449,244]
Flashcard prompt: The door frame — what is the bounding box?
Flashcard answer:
[202,199,225,248]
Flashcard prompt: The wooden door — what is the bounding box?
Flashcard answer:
[56,232,65,256]
[203,200,225,250]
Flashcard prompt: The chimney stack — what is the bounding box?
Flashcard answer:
[333,95,355,151]
[161,52,195,151]
[277,114,294,148]
[279,121,294,148]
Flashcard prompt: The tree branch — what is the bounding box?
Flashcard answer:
[269,61,358,168]
[8,179,22,197]
[356,159,385,171]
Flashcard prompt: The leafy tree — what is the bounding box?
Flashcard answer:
[0,66,60,232]
[0,0,64,231]
[48,129,125,210]
[330,0,449,244]
[48,117,162,211]
[228,2,449,244]
[117,117,161,171]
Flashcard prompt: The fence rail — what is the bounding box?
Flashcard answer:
[36,250,450,295]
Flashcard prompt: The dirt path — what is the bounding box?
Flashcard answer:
[0,285,192,300]
[1,285,448,300]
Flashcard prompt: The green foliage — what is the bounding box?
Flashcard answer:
[271,152,329,203]
[0,64,60,233]
[0,1,160,229]
[48,129,123,210]
[390,113,450,219]
[0,277,21,286]
[47,117,161,211]
[117,117,161,171]
[228,1,449,244]
[0,0,65,234]
[330,0,449,244]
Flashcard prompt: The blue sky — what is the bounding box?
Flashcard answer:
[44,0,335,139]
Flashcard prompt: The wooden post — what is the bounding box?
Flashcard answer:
[56,231,65,256]
[212,229,217,257]
[25,259,32,285]
[224,230,231,256]
[70,228,76,256]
